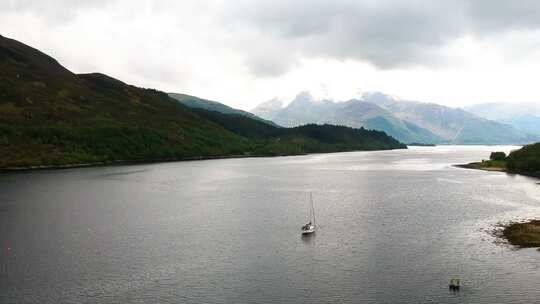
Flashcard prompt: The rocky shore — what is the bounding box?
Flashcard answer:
[501,220,540,249]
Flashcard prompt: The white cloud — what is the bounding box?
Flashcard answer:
[2,0,540,110]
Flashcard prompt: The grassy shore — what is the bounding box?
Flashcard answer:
[501,220,540,249]
[455,160,507,172]
[0,153,302,172]
[456,159,540,180]
[456,143,540,180]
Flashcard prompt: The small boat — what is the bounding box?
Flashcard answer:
[301,193,316,235]
[449,278,461,291]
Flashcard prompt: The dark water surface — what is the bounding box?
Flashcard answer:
[2,146,540,303]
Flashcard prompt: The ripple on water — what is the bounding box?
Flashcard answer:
[1,146,540,303]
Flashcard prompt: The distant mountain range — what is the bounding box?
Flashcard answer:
[252,92,538,145]
[465,103,540,137]
[0,34,404,169]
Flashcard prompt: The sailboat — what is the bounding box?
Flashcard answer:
[301,193,316,235]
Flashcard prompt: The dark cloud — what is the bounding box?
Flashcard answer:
[221,0,540,75]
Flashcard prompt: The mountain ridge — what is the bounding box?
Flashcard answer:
[465,102,540,136]
[168,92,278,126]
[252,92,537,144]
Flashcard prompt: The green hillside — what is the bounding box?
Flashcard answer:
[0,34,405,169]
[192,108,405,153]
[506,143,540,176]
[469,143,540,178]
[169,93,278,126]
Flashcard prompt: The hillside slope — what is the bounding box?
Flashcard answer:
[191,108,405,153]
[168,93,278,126]
[0,35,405,169]
[507,142,540,176]
[0,34,255,167]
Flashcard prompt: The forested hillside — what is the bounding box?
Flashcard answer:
[0,35,405,169]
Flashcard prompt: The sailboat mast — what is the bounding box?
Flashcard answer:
[310,193,315,226]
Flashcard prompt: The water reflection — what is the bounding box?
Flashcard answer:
[301,233,316,243]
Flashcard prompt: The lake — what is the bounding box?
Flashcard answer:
[1,146,540,303]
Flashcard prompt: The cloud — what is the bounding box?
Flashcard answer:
[219,0,540,75]
[467,0,540,32]
[3,0,540,108]
[0,0,114,24]
[6,0,540,77]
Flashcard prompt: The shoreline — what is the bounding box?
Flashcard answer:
[498,220,540,250]
[454,162,540,180]
[0,147,405,173]
[454,162,506,172]
[0,154,288,173]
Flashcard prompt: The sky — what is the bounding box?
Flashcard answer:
[2,0,540,110]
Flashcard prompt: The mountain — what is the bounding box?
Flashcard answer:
[502,115,540,136]
[333,99,442,144]
[251,98,283,121]
[0,34,404,169]
[253,92,537,144]
[252,92,440,144]
[464,102,540,121]
[465,102,540,136]
[168,93,278,126]
[363,93,537,144]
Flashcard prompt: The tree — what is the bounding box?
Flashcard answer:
[490,151,507,161]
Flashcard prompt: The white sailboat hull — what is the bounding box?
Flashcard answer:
[301,225,315,235]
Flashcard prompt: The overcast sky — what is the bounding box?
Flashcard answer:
[2,0,540,110]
